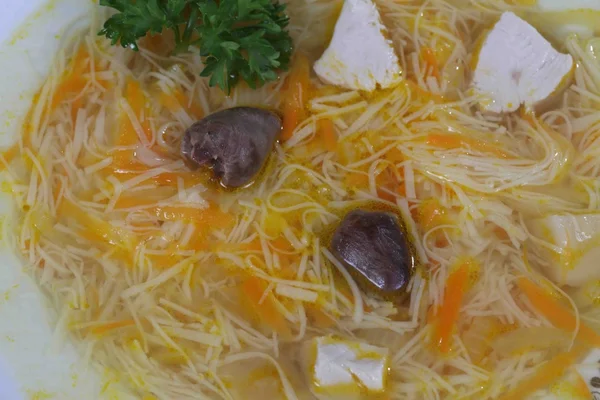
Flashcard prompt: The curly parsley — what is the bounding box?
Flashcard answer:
[99,0,294,94]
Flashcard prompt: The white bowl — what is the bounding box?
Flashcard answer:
[0,2,135,399]
[0,1,599,399]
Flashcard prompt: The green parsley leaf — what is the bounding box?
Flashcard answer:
[98,0,294,94]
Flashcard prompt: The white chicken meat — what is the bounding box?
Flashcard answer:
[471,11,574,113]
[527,213,600,287]
[303,335,389,400]
[313,0,402,92]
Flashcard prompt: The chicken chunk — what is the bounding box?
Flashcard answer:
[303,336,389,400]
[526,213,600,287]
[471,11,574,113]
[313,0,402,92]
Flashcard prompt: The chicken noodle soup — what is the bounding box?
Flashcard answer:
[2,0,600,399]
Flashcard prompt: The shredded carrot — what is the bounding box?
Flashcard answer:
[418,199,448,232]
[181,208,235,251]
[277,255,298,280]
[306,304,336,329]
[90,319,135,335]
[109,187,176,210]
[52,179,64,210]
[420,47,440,80]
[146,243,183,268]
[113,195,163,210]
[497,347,586,400]
[281,54,310,141]
[58,199,136,254]
[120,79,153,145]
[151,205,235,228]
[397,168,407,197]
[112,79,155,170]
[108,170,208,188]
[572,372,593,399]
[241,239,263,252]
[385,148,405,164]
[433,259,477,353]
[517,277,600,346]
[426,133,511,159]
[152,206,209,222]
[345,171,369,189]
[241,276,292,338]
[174,90,203,119]
[51,47,90,115]
[159,89,203,119]
[376,165,403,203]
[271,236,295,253]
[318,119,337,152]
[417,198,451,246]
[151,171,207,187]
[281,107,299,141]
[405,80,444,104]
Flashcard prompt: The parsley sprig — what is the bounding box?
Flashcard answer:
[99,0,294,94]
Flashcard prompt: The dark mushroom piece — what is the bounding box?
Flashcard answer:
[181,107,282,188]
[330,209,414,297]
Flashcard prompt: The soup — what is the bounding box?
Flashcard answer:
[2,0,600,399]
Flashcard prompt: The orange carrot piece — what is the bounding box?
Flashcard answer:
[345,171,369,189]
[420,47,440,80]
[52,179,64,210]
[426,133,510,159]
[281,104,300,141]
[281,54,310,141]
[152,204,235,226]
[120,80,153,145]
[174,90,203,119]
[58,199,136,253]
[573,372,593,399]
[151,171,207,187]
[306,305,336,329]
[152,206,209,222]
[318,119,337,152]
[497,347,586,400]
[433,260,472,353]
[376,165,402,203]
[112,79,152,171]
[517,277,600,346]
[51,47,90,113]
[108,170,207,188]
[159,89,204,119]
[176,207,235,251]
[159,91,181,114]
[112,80,154,169]
[418,199,451,247]
[385,148,405,163]
[90,320,135,335]
[418,199,448,232]
[241,277,292,338]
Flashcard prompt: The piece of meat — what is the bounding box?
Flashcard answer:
[527,213,600,287]
[330,209,414,296]
[181,107,281,188]
[302,335,389,400]
[471,11,574,113]
[313,0,402,92]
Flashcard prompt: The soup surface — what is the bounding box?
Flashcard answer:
[2,1,600,399]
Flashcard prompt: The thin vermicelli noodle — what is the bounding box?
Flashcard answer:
[2,1,600,399]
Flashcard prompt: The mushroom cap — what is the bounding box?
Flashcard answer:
[181,107,281,188]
